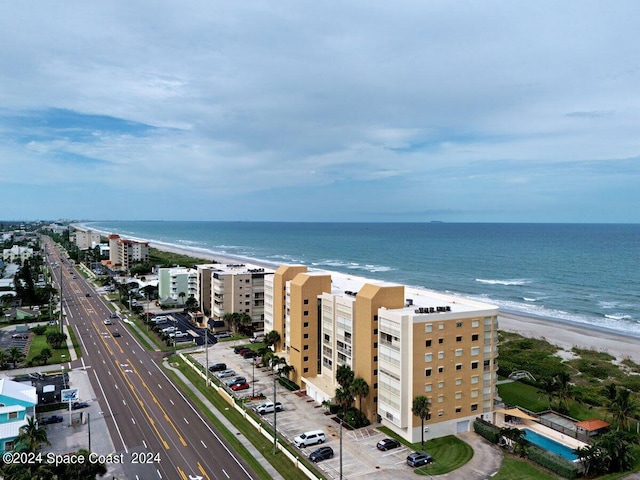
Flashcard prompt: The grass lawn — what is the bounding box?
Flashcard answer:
[491,455,558,480]
[497,381,549,413]
[26,327,70,365]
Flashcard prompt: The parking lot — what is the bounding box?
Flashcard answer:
[190,341,424,480]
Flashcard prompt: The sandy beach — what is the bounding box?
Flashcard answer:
[150,241,640,364]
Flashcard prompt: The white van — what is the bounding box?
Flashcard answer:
[293,430,326,447]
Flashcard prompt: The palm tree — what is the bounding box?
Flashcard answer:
[334,386,354,414]
[609,387,638,431]
[336,364,354,389]
[7,346,25,369]
[261,350,275,369]
[16,416,49,452]
[178,291,186,305]
[554,371,573,413]
[538,376,558,409]
[412,395,431,449]
[0,349,9,370]
[350,377,369,413]
[38,348,52,365]
[264,330,281,349]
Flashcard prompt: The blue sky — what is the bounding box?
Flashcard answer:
[1,2,639,223]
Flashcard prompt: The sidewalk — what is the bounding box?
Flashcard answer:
[163,359,285,480]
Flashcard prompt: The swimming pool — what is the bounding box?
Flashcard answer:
[522,428,578,461]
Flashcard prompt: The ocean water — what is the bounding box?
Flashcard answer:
[87,221,640,337]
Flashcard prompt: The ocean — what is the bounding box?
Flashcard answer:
[86,221,640,338]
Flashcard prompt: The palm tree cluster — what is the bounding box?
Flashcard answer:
[333,365,370,428]
[538,371,573,414]
[223,312,253,335]
[0,347,26,370]
[574,429,639,476]
[412,395,431,448]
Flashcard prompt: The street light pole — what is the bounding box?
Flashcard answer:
[273,368,278,455]
[205,326,209,387]
[59,264,63,334]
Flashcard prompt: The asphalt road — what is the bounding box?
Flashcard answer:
[43,237,257,480]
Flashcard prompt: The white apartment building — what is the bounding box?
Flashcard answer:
[158,267,197,304]
[197,263,275,331]
[2,245,34,264]
[73,228,101,250]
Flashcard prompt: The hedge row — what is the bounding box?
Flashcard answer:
[473,419,501,444]
[526,444,579,479]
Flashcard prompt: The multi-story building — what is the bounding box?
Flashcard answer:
[197,263,275,331]
[264,264,499,443]
[73,228,101,250]
[2,245,34,264]
[108,234,150,270]
[0,378,37,452]
[158,267,197,304]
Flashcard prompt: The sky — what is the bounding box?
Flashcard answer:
[1,2,639,223]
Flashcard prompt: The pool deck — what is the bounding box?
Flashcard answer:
[518,421,588,451]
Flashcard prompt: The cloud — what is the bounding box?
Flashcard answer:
[0,1,639,222]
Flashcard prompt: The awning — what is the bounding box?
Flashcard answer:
[575,419,610,431]
[497,408,538,421]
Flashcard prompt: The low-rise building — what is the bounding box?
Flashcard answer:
[2,246,34,264]
[0,378,38,452]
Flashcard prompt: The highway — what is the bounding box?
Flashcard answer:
[43,237,257,480]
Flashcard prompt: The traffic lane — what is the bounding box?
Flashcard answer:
[76,294,256,480]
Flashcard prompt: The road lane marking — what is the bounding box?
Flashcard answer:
[198,463,211,480]
[200,440,206,448]
[93,369,128,454]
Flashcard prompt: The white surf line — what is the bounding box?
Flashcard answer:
[93,369,128,454]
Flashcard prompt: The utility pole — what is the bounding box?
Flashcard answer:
[204,326,209,387]
[273,368,278,455]
[59,264,63,334]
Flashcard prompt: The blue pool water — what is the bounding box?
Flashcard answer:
[523,428,577,461]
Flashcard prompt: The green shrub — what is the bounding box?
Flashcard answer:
[473,419,500,444]
[526,444,578,479]
[278,377,300,391]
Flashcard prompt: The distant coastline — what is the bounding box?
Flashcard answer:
[81,222,640,363]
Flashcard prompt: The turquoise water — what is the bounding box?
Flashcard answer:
[523,428,578,461]
[86,221,640,337]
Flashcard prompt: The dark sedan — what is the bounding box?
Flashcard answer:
[71,401,89,410]
[40,415,63,425]
[376,438,401,451]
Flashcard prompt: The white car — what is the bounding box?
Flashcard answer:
[256,402,283,414]
[103,319,112,325]
[216,369,236,378]
[169,331,188,338]
[161,326,177,333]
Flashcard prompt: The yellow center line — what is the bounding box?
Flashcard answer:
[177,466,188,480]
[198,462,211,480]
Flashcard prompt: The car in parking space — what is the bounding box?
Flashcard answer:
[231,382,250,391]
[169,331,188,338]
[242,350,257,359]
[103,319,112,325]
[216,369,236,379]
[225,376,246,386]
[294,430,326,447]
[233,345,249,354]
[213,332,232,339]
[309,446,334,463]
[406,451,433,467]
[112,331,121,338]
[208,363,227,372]
[255,401,283,414]
[376,438,401,451]
[71,402,89,410]
[161,326,176,333]
[40,415,63,425]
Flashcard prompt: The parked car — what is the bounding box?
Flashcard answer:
[216,369,236,379]
[406,452,433,467]
[376,438,401,451]
[309,446,334,463]
[71,402,89,410]
[255,401,283,414]
[103,319,112,325]
[161,326,176,333]
[213,332,232,339]
[242,350,257,359]
[169,331,188,338]
[250,334,265,344]
[208,363,227,372]
[231,382,250,391]
[112,331,121,338]
[294,430,326,447]
[234,346,250,354]
[225,376,246,386]
[40,415,63,425]
[12,333,29,339]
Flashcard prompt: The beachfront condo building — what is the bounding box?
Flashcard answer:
[264,264,499,443]
[158,267,198,305]
[196,263,275,332]
[73,227,101,250]
[108,234,150,270]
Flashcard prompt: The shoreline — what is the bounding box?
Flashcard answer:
[83,224,640,364]
[148,239,640,364]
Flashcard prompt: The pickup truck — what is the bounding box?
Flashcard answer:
[169,331,188,338]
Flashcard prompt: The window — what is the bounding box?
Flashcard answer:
[456,322,463,328]
[304,333,309,339]
[373,328,378,334]
[425,324,432,333]
[471,404,478,411]
[438,366,444,373]
[425,368,432,377]
[8,411,18,419]
[472,320,479,328]
[425,384,432,392]
[374,315,378,321]
[456,336,462,342]
[304,345,309,350]
[303,322,309,327]
[438,395,444,403]
[438,411,444,417]
[303,368,309,373]
[472,334,479,341]
[471,376,479,384]
[373,355,377,361]
[455,349,463,357]
[455,392,462,400]
[471,347,480,356]
[455,364,462,371]
[471,389,479,398]
[374,342,378,348]
[455,407,462,413]
[303,310,309,316]
[324,334,330,342]
[455,378,462,385]
[425,339,432,347]
[425,353,432,362]
[304,299,309,304]
[304,356,309,362]
[438,381,444,389]
[438,351,444,359]
[438,324,444,330]
[438,338,444,344]
[471,361,479,370]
